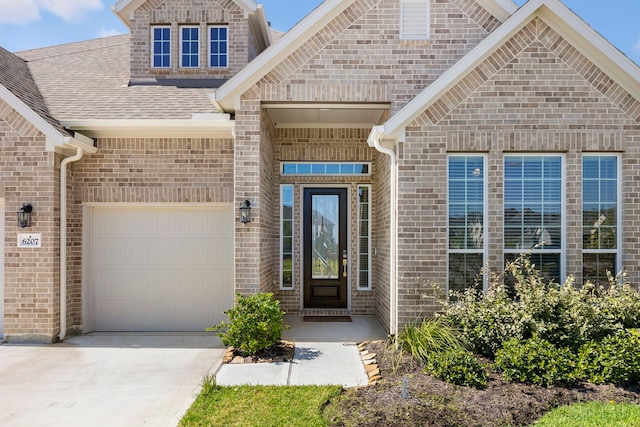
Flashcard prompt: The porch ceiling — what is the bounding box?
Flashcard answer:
[263,103,389,129]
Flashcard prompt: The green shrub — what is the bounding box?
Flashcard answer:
[397,317,462,363]
[576,330,640,385]
[424,348,488,389]
[494,335,577,387]
[443,254,640,357]
[207,292,287,355]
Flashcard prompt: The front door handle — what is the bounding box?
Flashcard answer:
[342,250,348,277]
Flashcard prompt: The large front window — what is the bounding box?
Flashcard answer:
[448,155,485,293]
[583,155,620,284]
[504,155,563,282]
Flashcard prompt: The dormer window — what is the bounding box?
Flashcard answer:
[180,26,200,68]
[209,26,229,68]
[152,26,171,68]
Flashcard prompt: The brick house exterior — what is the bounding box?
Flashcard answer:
[0,0,638,342]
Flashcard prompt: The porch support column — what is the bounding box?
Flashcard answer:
[234,96,262,295]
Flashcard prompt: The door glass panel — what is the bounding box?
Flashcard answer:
[311,195,339,279]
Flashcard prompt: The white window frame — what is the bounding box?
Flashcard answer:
[446,154,488,292]
[357,185,372,291]
[180,25,200,68]
[151,25,171,68]
[400,0,430,40]
[280,184,295,290]
[208,25,229,68]
[582,153,622,281]
[503,154,566,282]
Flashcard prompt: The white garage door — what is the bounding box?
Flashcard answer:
[90,206,234,332]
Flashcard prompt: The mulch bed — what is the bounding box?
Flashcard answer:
[222,340,295,364]
[324,340,640,427]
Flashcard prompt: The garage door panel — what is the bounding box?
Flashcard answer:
[91,206,234,332]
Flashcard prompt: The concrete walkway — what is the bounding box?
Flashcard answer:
[0,334,225,427]
[0,316,388,426]
[216,315,388,387]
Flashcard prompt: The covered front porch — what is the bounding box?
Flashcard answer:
[234,101,394,333]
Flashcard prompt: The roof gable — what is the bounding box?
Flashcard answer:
[215,0,517,112]
[113,0,258,26]
[377,0,640,141]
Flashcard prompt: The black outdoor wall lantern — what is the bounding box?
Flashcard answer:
[17,204,33,228]
[239,199,251,224]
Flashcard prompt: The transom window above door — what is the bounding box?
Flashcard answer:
[281,162,371,176]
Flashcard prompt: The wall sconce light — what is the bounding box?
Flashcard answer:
[17,204,33,228]
[239,200,251,224]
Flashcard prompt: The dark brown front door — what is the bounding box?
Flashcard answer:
[303,188,348,309]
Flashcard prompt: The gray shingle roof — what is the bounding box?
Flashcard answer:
[0,46,68,135]
[17,35,219,121]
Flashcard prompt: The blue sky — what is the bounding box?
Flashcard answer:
[0,0,638,65]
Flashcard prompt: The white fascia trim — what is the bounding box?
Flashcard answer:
[255,5,272,47]
[234,0,258,15]
[477,0,518,22]
[215,0,358,112]
[60,117,234,138]
[111,0,145,28]
[0,84,67,152]
[382,0,640,141]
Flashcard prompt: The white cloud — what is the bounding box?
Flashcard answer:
[0,0,104,25]
[38,0,104,22]
[0,0,41,25]
[98,27,123,38]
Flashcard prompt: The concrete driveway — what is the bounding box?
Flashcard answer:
[0,333,225,427]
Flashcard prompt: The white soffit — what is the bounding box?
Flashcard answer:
[61,118,234,139]
[263,103,389,129]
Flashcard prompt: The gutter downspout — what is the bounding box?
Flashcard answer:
[367,126,398,336]
[58,146,84,341]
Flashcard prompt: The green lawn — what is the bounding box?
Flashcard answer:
[179,378,342,427]
[534,402,640,427]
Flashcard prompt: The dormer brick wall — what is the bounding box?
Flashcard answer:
[127,0,266,80]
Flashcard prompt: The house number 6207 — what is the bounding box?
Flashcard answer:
[17,233,42,248]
